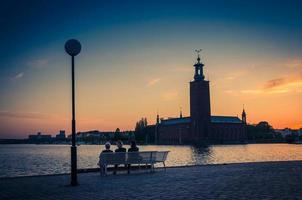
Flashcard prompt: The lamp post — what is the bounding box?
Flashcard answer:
[65,39,81,186]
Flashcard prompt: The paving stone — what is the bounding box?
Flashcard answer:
[0,161,302,200]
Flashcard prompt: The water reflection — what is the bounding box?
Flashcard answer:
[191,145,212,165]
[0,144,302,177]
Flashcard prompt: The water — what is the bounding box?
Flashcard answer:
[1,144,302,178]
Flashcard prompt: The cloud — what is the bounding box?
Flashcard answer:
[264,75,302,90]
[0,111,57,120]
[162,91,178,101]
[146,78,161,87]
[224,90,238,95]
[225,76,236,80]
[240,90,263,94]
[78,117,105,124]
[237,75,302,95]
[264,78,286,89]
[225,60,302,96]
[224,90,234,94]
[27,59,49,69]
[12,72,24,80]
[285,59,302,69]
[224,66,254,81]
[267,89,289,94]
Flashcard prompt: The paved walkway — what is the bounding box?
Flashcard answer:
[1,161,302,200]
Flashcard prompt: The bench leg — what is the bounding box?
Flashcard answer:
[151,163,155,173]
[100,165,106,176]
[163,162,166,171]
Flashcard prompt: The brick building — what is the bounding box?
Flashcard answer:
[152,53,247,144]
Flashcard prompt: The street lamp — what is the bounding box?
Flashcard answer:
[65,39,81,186]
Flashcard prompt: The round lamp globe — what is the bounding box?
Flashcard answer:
[65,39,81,56]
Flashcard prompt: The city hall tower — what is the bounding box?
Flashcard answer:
[190,50,211,141]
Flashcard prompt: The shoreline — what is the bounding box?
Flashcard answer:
[1,159,302,180]
[0,140,290,145]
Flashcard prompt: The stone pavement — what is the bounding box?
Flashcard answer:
[1,161,302,200]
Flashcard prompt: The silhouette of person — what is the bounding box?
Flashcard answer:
[102,142,113,153]
[128,140,139,152]
[115,140,126,152]
[113,140,126,175]
[100,142,113,175]
[127,141,139,174]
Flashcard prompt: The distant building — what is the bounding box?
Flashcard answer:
[76,130,135,143]
[150,53,247,144]
[299,128,302,136]
[77,130,104,138]
[28,132,52,140]
[55,130,66,139]
[275,128,302,138]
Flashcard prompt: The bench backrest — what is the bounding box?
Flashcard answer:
[154,151,169,162]
[99,151,169,165]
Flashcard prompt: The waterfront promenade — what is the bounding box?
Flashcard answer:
[1,161,302,200]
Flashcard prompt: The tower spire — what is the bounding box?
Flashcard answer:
[180,106,183,118]
[156,109,160,124]
[242,104,247,124]
[193,49,205,81]
[195,49,202,63]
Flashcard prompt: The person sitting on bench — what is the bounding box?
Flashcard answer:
[102,142,113,153]
[127,141,139,174]
[128,140,139,152]
[113,140,126,175]
[100,142,113,175]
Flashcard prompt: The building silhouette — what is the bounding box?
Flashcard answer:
[152,53,247,144]
[55,130,66,139]
[28,132,52,142]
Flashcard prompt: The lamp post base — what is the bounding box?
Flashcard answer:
[71,146,78,186]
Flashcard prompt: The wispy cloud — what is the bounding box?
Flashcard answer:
[224,90,238,95]
[256,59,302,94]
[236,75,302,95]
[264,78,286,89]
[240,90,263,94]
[162,91,178,101]
[27,58,49,69]
[146,78,161,87]
[267,89,289,94]
[0,111,57,120]
[78,117,105,123]
[264,75,302,90]
[285,59,302,69]
[223,67,253,81]
[225,76,236,80]
[224,73,302,96]
[12,72,24,80]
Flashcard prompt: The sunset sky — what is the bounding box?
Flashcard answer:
[0,0,302,138]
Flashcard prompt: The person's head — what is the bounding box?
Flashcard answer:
[105,142,111,150]
[130,140,137,148]
[116,140,123,148]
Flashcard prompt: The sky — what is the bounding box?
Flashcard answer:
[0,0,302,138]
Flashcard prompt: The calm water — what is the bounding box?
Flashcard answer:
[1,144,302,177]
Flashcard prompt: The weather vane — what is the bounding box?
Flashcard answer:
[195,49,202,57]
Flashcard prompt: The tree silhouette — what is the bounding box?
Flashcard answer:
[134,118,148,142]
[247,121,281,140]
[114,128,121,141]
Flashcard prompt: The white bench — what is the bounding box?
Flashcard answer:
[98,151,169,175]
